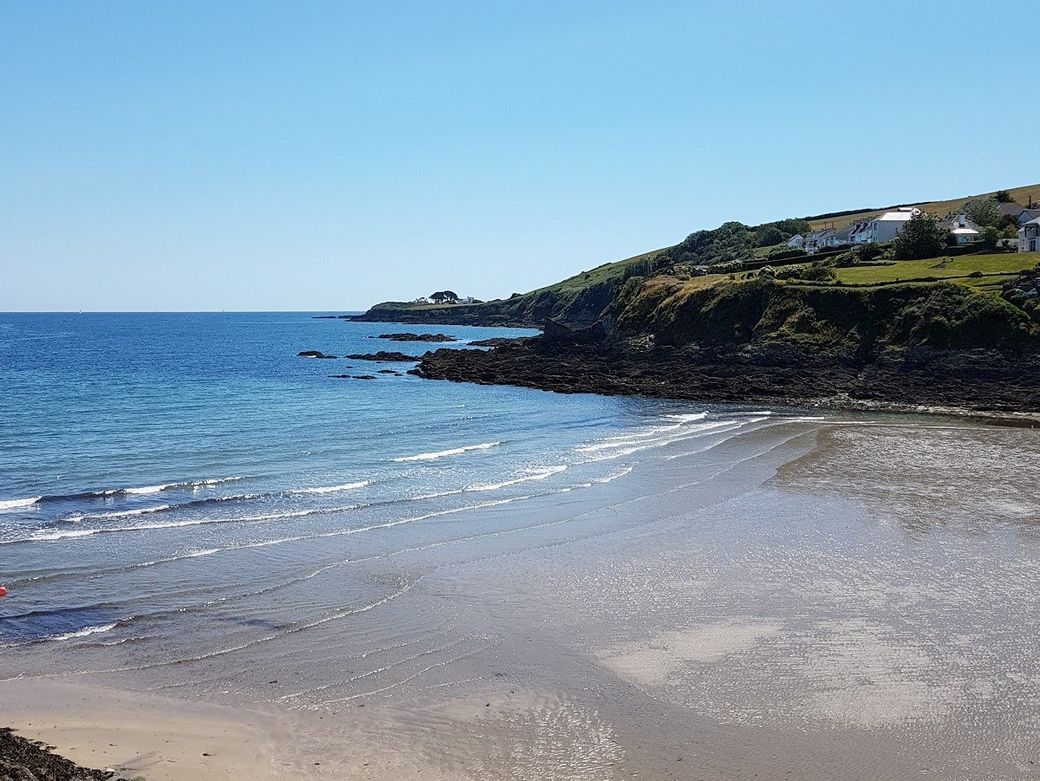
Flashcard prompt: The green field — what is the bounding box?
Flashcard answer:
[831,253,1039,288]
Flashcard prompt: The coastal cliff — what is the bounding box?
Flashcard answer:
[361,184,1040,413]
[412,279,1040,412]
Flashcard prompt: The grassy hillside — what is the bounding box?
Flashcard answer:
[806,184,1040,231]
[358,183,1040,332]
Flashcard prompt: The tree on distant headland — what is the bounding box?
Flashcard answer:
[430,290,460,303]
[893,213,948,260]
[994,190,1014,204]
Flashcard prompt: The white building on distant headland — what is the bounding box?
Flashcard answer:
[942,214,981,245]
[1019,217,1040,253]
[862,207,921,244]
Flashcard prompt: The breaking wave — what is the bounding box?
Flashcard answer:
[392,442,500,462]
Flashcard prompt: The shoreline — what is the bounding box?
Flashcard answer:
[5,414,1040,779]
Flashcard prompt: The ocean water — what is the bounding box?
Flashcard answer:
[6,313,1040,779]
[0,312,758,647]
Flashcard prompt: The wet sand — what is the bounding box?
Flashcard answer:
[5,414,1040,779]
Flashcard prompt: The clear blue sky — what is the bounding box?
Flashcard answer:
[0,1,1031,311]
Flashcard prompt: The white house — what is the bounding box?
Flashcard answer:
[864,207,921,244]
[828,220,870,247]
[803,229,834,254]
[786,234,805,250]
[1019,217,1040,253]
[942,214,981,245]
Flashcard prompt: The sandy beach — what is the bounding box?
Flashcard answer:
[5,414,1040,779]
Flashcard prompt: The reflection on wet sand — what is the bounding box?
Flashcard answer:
[5,416,1040,779]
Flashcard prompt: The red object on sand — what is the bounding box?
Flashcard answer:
[0,586,7,598]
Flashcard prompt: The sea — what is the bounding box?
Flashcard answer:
[0,312,762,647]
[4,312,1040,779]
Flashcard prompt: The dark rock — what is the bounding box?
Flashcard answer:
[468,337,531,348]
[412,338,1040,414]
[0,727,123,780]
[345,351,423,362]
[298,350,337,359]
[352,375,377,380]
[541,319,608,345]
[373,332,457,342]
[377,369,402,375]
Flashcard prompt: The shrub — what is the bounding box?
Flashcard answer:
[855,243,885,263]
[980,226,1000,250]
[775,262,836,282]
[767,246,808,262]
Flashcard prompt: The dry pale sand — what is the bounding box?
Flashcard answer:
[1,678,297,780]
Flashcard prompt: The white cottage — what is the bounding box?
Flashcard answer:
[864,207,920,244]
[1019,217,1040,253]
[942,214,981,245]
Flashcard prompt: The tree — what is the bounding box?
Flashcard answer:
[773,218,812,237]
[980,226,1000,250]
[754,225,785,247]
[893,213,948,260]
[994,190,1014,204]
[430,290,459,303]
[966,199,1000,228]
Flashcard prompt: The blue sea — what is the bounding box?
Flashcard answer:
[6,313,1040,780]
[0,312,747,647]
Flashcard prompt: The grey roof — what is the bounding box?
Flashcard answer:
[997,202,1026,217]
[941,215,983,231]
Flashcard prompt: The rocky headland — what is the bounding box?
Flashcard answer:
[406,274,1040,414]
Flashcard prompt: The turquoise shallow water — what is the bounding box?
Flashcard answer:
[0,312,736,644]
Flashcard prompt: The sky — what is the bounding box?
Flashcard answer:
[0,1,1032,312]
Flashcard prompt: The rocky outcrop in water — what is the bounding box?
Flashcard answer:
[374,333,457,342]
[467,337,530,348]
[345,351,423,362]
[298,350,337,359]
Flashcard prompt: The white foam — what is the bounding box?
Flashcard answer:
[392,442,500,462]
[288,480,369,495]
[0,496,40,511]
[593,466,633,483]
[664,412,710,422]
[124,476,245,494]
[465,465,567,492]
[26,506,362,542]
[66,504,172,523]
[584,420,745,461]
[32,528,96,541]
[52,622,118,641]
